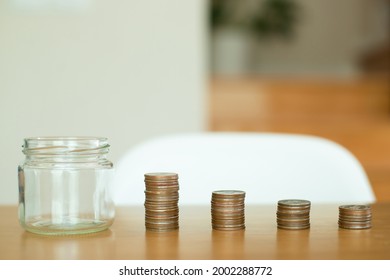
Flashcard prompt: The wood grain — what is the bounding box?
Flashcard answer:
[0,204,389,260]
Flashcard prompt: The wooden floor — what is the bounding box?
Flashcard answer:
[209,76,390,201]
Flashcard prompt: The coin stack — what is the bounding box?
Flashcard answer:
[276,199,311,230]
[338,205,372,230]
[211,190,246,231]
[144,172,179,232]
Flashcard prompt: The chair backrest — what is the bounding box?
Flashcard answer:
[112,132,376,205]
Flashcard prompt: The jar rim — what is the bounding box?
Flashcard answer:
[24,136,108,142]
[23,136,110,156]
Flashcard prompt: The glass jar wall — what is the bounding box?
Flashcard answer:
[18,137,115,235]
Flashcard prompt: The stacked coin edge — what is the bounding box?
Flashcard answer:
[144,172,179,232]
[277,199,311,230]
[338,204,372,230]
[211,190,246,231]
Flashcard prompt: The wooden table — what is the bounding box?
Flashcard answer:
[0,203,389,260]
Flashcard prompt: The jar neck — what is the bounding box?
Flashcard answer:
[23,137,111,164]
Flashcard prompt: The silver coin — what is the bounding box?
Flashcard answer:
[339,205,371,211]
[212,190,246,196]
[145,172,178,178]
[278,199,311,207]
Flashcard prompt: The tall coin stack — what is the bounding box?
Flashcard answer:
[277,199,311,230]
[211,190,246,231]
[338,205,372,230]
[144,172,179,232]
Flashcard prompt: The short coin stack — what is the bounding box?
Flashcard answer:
[277,199,311,230]
[338,205,372,230]
[144,172,179,232]
[211,190,246,231]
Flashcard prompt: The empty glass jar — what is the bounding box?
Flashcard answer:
[18,137,115,235]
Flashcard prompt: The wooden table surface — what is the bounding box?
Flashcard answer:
[0,203,389,260]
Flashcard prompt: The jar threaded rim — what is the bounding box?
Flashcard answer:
[23,137,110,156]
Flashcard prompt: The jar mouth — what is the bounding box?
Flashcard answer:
[23,136,110,156]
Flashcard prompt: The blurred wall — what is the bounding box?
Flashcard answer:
[212,0,389,76]
[253,0,389,76]
[0,0,207,204]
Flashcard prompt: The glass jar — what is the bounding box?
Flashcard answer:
[18,137,115,235]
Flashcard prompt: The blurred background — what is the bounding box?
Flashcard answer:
[0,0,389,204]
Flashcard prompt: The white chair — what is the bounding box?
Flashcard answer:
[112,132,375,205]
